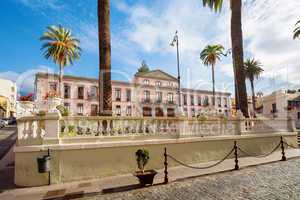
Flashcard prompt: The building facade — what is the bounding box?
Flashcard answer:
[35,70,231,118]
[0,78,17,118]
[262,89,300,128]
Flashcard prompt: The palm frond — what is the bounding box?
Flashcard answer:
[244,58,264,81]
[40,25,82,68]
[202,0,223,12]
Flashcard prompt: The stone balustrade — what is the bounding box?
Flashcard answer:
[16,114,296,146]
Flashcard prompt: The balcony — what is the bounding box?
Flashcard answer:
[155,99,162,104]
[115,97,121,102]
[166,100,175,105]
[141,98,152,104]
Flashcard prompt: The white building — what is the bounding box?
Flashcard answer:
[0,78,17,117]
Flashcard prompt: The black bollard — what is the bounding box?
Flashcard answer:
[234,141,239,170]
[280,136,287,161]
[164,147,169,184]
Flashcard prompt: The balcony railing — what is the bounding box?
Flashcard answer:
[16,113,297,146]
[141,98,152,104]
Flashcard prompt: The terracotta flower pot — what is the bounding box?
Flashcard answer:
[134,170,157,186]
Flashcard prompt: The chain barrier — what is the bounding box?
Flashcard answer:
[237,142,281,158]
[163,136,289,184]
[283,140,298,149]
[166,147,234,170]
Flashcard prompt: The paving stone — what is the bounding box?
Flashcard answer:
[80,158,300,200]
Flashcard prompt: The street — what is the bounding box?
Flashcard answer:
[80,158,300,200]
[0,126,16,160]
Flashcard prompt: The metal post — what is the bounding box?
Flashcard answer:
[234,141,239,170]
[280,136,287,161]
[170,31,182,112]
[164,147,169,184]
[48,148,51,185]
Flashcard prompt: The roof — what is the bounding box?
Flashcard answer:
[134,69,178,81]
[35,73,132,86]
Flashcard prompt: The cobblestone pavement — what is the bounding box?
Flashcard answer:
[81,158,300,200]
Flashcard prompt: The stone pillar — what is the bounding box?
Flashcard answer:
[287,116,296,132]
[44,113,60,144]
[236,110,245,135]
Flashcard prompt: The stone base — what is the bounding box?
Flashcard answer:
[14,133,297,187]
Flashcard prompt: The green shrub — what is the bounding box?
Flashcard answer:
[36,110,46,116]
[56,105,69,116]
[135,149,150,173]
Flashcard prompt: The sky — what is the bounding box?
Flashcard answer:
[0,0,300,96]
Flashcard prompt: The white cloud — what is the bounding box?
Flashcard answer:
[0,66,53,94]
[116,0,300,92]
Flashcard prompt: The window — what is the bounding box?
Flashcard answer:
[143,90,150,102]
[271,103,277,113]
[77,103,84,115]
[89,86,98,100]
[298,112,300,120]
[167,93,174,103]
[183,94,187,105]
[190,95,194,106]
[198,96,201,106]
[116,105,121,116]
[155,81,161,87]
[217,97,222,107]
[167,108,175,117]
[91,104,98,116]
[49,82,57,92]
[11,86,15,92]
[126,106,132,116]
[224,98,228,107]
[203,96,209,106]
[64,103,70,111]
[126,89,131,102]
[167,82,173,87]
[78,86,84,99]
[115,88,121,101]
[211,97,214,105]
[64,85,71,99]
[143,79,150,85]
[156,92,162,103]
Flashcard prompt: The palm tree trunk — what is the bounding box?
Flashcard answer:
[59,63,63,98]
[230,0,249,118]
[212,63,215,107]
[98,0,112,116]
[250,79,256,117]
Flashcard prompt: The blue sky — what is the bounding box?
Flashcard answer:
[0,0,300,96]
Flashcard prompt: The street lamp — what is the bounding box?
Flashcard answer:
[170,31,184,116]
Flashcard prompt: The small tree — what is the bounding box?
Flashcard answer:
[137,60,150,74]
[135,149,150,173]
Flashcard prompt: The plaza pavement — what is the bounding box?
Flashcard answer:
[0,147,300,200]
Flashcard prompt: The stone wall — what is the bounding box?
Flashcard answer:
[14,133,297,187]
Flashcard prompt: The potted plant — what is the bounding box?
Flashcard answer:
[134,149,157,186]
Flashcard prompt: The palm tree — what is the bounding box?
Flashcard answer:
[293,20,300,39]
[244,58,263,117]
[200,44,224,106]
[202,0,249,117]
[98,0,112,116]
[40,25,81,97]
